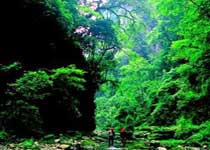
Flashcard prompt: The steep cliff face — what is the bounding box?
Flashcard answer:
[0,0,96,132]
[0,0,85,68]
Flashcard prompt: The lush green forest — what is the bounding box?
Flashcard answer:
[0,0,209,149]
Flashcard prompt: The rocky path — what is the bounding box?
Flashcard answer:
[0,130,209,150]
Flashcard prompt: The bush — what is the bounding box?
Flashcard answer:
[0,65,86,134]
[81,139,99,147]
[175,117,200,139]
[0,130,8,142]
[18,138,39,149]
[187,121,210,146]
[10,71,53,100]
[0,99,43,135]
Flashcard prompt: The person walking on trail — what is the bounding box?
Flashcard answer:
[108,127,115,146]
[120,127,127,147]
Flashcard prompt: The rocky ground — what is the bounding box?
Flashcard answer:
[0,129,209,150]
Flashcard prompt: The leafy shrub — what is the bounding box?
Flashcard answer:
[81,139,99,147]
[175,117,200,139]
[0,130,8,142]
[187,121,210,146]
[10,71,53,100]
[18,138,39,149]
[0,62,22,73]
[0,98,43,135]
[51,65,85,91]
[0,65,86,134]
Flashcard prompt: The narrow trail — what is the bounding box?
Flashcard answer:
[92,131,149,150]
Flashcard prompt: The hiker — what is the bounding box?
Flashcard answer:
[108,127,115,146]
[120,127,127,147]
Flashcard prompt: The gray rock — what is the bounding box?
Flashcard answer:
[203,145,208,150]
[57,144,70,149]
[107,146,122,149]
[157,147,167,150]
[54,139,61,143]
[184,147,201,150]
[150,140,160,147]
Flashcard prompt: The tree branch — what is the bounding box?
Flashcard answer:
[96,5,136,24]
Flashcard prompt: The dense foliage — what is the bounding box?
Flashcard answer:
[95,0,210,148]
[0,64,86,134]
[0,0,209,149]
[0,0,118,134]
